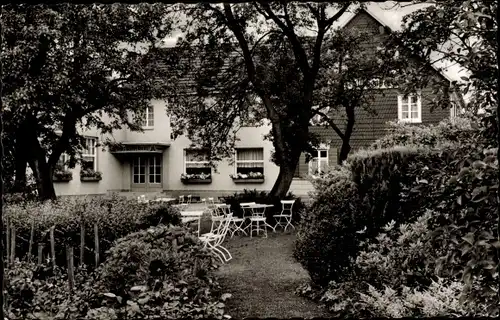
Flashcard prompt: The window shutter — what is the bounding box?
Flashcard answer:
[397,95,403,120]
[329,147,338,167]
[294,153,308,178]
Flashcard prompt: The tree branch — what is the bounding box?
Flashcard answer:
[312,108,345,140]
[256,2,311,77]
[306,3,320,21]
[324,4,351,33]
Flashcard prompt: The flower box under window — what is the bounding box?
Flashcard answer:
[182,149,212,184]
[53,170,73,182]
[80,169,102,182]
[230,172,265,183]
[234,148,265,183]
[180,173,212,184]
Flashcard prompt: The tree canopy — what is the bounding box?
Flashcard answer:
[2,3,176,199]
[165,2,399,195]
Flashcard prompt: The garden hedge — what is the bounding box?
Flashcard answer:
[3,194,182,268]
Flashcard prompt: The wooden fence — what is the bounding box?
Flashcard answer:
[3,218,102,292]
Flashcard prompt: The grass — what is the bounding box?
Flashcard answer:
[213,231,331,319]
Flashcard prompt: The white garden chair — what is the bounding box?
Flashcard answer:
[273,200,296,232]
[224,205,247,238]
[249,206,267,238]
[198,213,233,263]
[209,206,224,233]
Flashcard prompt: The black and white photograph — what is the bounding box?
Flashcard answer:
[1,0,498,318]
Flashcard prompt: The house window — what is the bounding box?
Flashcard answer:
[184,149,211,175]
[235,148,264,175]
[82,137,97,171]
[309,149,329,176]
[133,157,146,184]
[141,106,154,128]
[398,93,422,123]
[148,155,161,184]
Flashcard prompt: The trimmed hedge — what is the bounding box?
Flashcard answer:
[295,116,499,317]
[294,143,486,287]
[3,194,182,267]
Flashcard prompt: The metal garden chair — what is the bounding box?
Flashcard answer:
[272,199,296,232]
[198,213,233,263]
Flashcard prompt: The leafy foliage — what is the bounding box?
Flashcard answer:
[5,225,231,319]
[317,212,497,318]
[370,116,477,150]
[294,165,367,286]
[79,169,102,179]
[2,3,177,199]
[296,113,499,317]
[80,225,230,319]
[3,195,181,267]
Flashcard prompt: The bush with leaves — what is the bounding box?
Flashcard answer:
[295,146,447,287]
[299,114,499,316]
[78,225,231,319]
[5,260,95,319]
[293,165,369,286]
[316,211,497,318]
[370,116,477,150]
[3,194,182,268]
[5,225,232,319]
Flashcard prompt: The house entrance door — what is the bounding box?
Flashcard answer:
[131,155,162,191]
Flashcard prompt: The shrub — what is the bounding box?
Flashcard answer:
[357,279,475,318]
[295,146,448,287]
[3,195,182,268]
[5,260,95,319]
[317,211,498,318]
[79,225,230,319]
[295,138,497,289]
[370,116,477,150]
[294,165,368,286]
[4,225,231,320]
[355,211,435,291]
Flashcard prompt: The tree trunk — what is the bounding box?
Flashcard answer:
[28,156,56,201]
[338,141,351,165]
[13,133,28,192]
[270,155,300,199]
[13,159,27,192]
[25,125,57,201]
[337,106,356,164]
[0,108,5,320]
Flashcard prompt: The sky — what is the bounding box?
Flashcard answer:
[160,1,465,82]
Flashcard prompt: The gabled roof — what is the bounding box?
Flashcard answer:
[340,6,454,83]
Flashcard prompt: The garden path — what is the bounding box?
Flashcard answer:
[214,232,331,319]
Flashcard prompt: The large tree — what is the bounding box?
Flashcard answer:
[166,2,397,196]
[2,3,176,200]
[311,26,398,164]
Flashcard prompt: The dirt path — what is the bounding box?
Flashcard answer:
[214,232,330,319]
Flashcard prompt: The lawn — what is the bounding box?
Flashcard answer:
[213,232,331,319]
